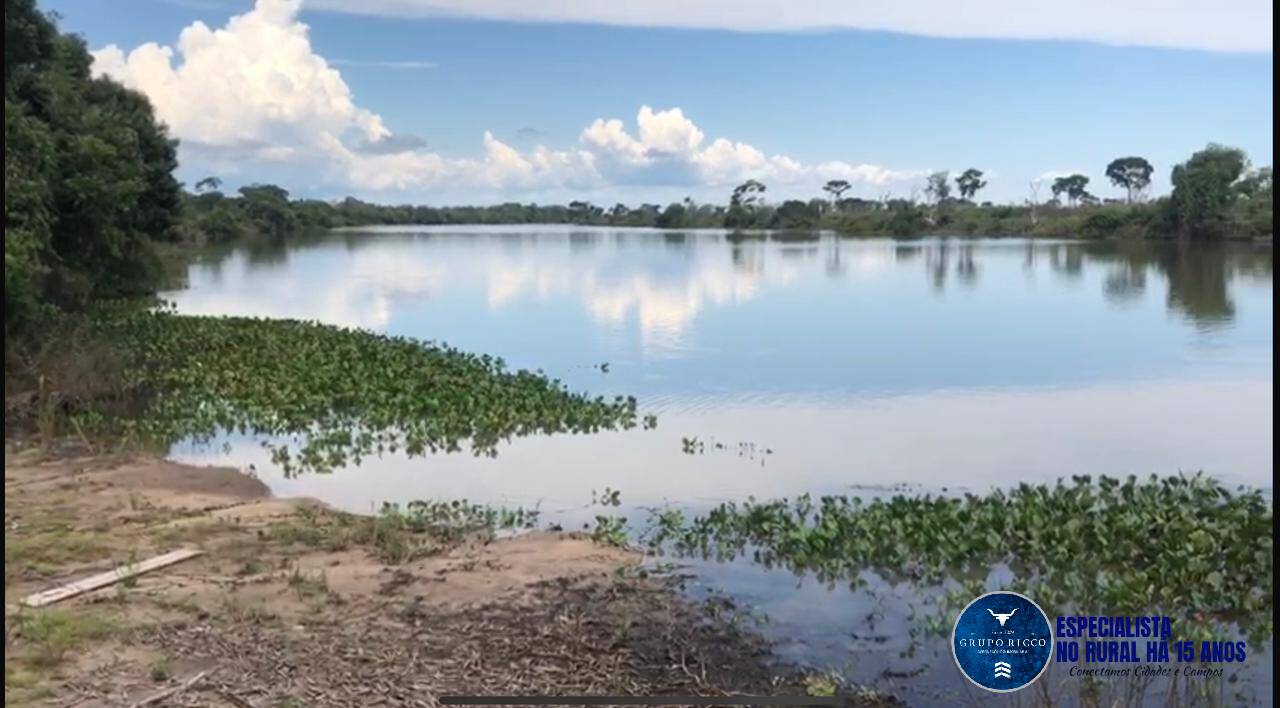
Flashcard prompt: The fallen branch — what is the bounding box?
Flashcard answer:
[219,690,256,708]
[130,669,214,707]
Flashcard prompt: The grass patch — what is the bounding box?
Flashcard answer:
[218,596,277,625]
[150,517,237,546]
[4,665,57,707]
[4,525,107,581]
[127,492,151,512]
[148,655,174,682]
[153,591,203,616]
[286,566,331,600]
[11,608,118,667]
[4,667,43,691]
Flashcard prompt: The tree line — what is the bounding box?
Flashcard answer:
[4,0,1272,341]
[180,148,1270,246]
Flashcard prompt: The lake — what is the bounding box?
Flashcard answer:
[165,226,1273,704]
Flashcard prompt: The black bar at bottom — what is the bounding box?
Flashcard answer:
[440,697,839,706]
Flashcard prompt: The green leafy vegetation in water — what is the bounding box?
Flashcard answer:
[644,473,1273,645]
[81,309,648,473]
[680,435,773,463]
[269,499,541,564]
[592,487,623,507]
[591,514,630,548]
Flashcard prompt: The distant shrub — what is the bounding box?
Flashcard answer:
[1081,209,1129,239]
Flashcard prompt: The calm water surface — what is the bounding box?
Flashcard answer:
[165,226,1273,704]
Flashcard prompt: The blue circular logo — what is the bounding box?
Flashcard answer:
[951,591,1053,692]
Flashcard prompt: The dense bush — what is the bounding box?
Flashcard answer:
[5,0,181,336]
[1171,145,1273,239]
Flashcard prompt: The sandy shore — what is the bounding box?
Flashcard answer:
[5,443,889,707]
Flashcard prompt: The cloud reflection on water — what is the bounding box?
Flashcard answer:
[164,227,1273,706]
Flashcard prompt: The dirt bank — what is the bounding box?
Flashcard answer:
[5,444,885,707]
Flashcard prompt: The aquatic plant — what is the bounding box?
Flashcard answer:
[85,309,648,473]
[645,474,1273,645]
[681,436,704,454]
[268,498,540,564]
[592,487,623,507]
[389,499,540,539]
[591,515,629,548]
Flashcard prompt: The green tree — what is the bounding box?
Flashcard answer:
[655,202,688,229]
[1051,174,1092,207]
[726,179,767,228]
[924,171,951,203]
[886,201,925,235]
[822,179,851,207]
[1235,166,1272,199]
[1169,144,1248,238]
[5,0,181,334]
[567,200,596,224]
[238,184,298,237]
[1236,166,1273,236]
[730,179,767,208]
[193,205,247,243]
[1105,157,1154,203]
[771,200,819,229]
[195,176,223,194]
[955,168,987,201]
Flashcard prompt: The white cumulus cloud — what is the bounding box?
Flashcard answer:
[92,0,917,200]
[92,0,389,160]
[583,106,917,189]
[91,0,601,193]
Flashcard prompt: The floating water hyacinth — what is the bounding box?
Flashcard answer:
[89,309,650,474]
[644,473,1273,646]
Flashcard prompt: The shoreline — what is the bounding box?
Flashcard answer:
[4,442,891,706]
[252,222,1277,241]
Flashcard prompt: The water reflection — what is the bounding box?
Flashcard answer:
[1014,240,1271,329]
[902,238,1273,331]
[166,226,1273,489]
[921,241,982,289]
[189,230,1271,340]
[166,227,1273,705]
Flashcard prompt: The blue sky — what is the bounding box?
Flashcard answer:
[48,0,1273,205]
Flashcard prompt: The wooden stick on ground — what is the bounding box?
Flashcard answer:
[19,548,204,608]
[130,669,214,707]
